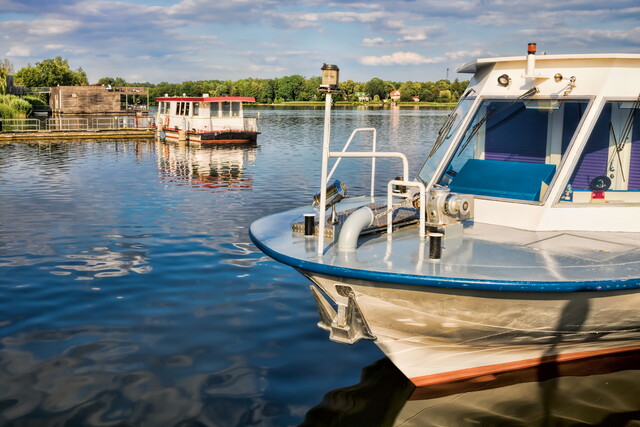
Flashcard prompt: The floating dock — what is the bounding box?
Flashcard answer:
[0,129,156,142]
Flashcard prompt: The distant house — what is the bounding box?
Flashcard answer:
[412,96,420,102]
[355,92,370,102]
[50,85,149,115]
[390,90,401,102]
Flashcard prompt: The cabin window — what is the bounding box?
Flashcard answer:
[221,102,231,117]
[176,102,181,115]
[560,99,640,203]
[436,98,589,202]
[193,102,199,116]
[185,102,190,116]
[210,102,220,117]
[231,102,240,117]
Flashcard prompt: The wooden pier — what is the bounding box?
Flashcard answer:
[0,129,156,142]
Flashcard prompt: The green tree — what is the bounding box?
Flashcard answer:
[339,79,357,101]
[98,76,127,87]
[365,77,387,100]
[300,76,321,101]
[274,75,305,101]
[15,56,88,87]
[399,81,422,102]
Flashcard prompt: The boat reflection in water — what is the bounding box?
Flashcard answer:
[302,348,640,426]
[156,141,256,192]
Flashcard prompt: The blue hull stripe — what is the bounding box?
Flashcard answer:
[249,228,640,293]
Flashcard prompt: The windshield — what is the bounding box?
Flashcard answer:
[436,98,590,202]
[417,95,475,184]
[560,98,640,203]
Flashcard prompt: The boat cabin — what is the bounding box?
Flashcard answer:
[417,52,640,232]
[156,95,256,133]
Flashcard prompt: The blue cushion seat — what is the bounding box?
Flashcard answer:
[448,159,556,201]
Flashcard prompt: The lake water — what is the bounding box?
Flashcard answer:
[1,107,639,426]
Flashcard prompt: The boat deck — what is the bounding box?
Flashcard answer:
[250,196,640,291]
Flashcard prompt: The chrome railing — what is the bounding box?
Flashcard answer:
[317,93,420,255]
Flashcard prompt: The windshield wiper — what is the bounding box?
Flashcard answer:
[456,87,539,156]
[427,89,476,158]
[608,93,640,183]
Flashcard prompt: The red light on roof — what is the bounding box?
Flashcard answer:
[528,43,537,55]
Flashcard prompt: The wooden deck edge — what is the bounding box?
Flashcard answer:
[0,130,156,141]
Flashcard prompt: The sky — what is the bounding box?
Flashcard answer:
[1,0,639,85]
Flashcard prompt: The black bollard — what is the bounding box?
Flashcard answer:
[304,213,315,236]
[428,232,443,260]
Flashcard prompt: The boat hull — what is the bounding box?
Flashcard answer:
[162,129,259,144]
[304,271,640,385]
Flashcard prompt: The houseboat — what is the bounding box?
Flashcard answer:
[156,95,259,143]
[249,44,640,386]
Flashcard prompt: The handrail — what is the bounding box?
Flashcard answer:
[328,152,409,188]
[387,180,425,239]
[327,128,377,197]
[317,94,412,256]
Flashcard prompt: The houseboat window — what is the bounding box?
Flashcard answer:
[176,102,181,115]
[560,99,640,203]
[193,102,199,116]
[418,96,475,185]
[221,102,231,117]
[231,102,240,117]
[436,98,589,202]
[185,102,190,116]
[210,102,219,117]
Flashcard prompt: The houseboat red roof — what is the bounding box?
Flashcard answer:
[155,96,256,102]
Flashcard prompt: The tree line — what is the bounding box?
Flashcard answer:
[1,56,469,106]
[141,76,469,104]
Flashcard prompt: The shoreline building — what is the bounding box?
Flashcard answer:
[50,85,149,116]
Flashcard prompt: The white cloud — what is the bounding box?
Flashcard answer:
[359,49,489,66]
[363,37,385,46]
[27,19,82,35]
[6,45,31,57]
[359,52,434,66]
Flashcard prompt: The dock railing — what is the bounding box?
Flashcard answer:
[0,116,156,132]
[47,118,89,130]
[0,119,41,131]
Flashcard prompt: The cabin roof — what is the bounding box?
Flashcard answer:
[457,53,640,74]
[155,96,256,102]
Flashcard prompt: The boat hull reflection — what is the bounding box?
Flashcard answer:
[303,348,640,426]
[157,141,256,191]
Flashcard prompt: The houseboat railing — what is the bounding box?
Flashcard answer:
[0,119,41,131]
[243,118,258,132]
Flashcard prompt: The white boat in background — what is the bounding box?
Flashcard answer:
[249,44,640,385]
[156,95,259,144]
